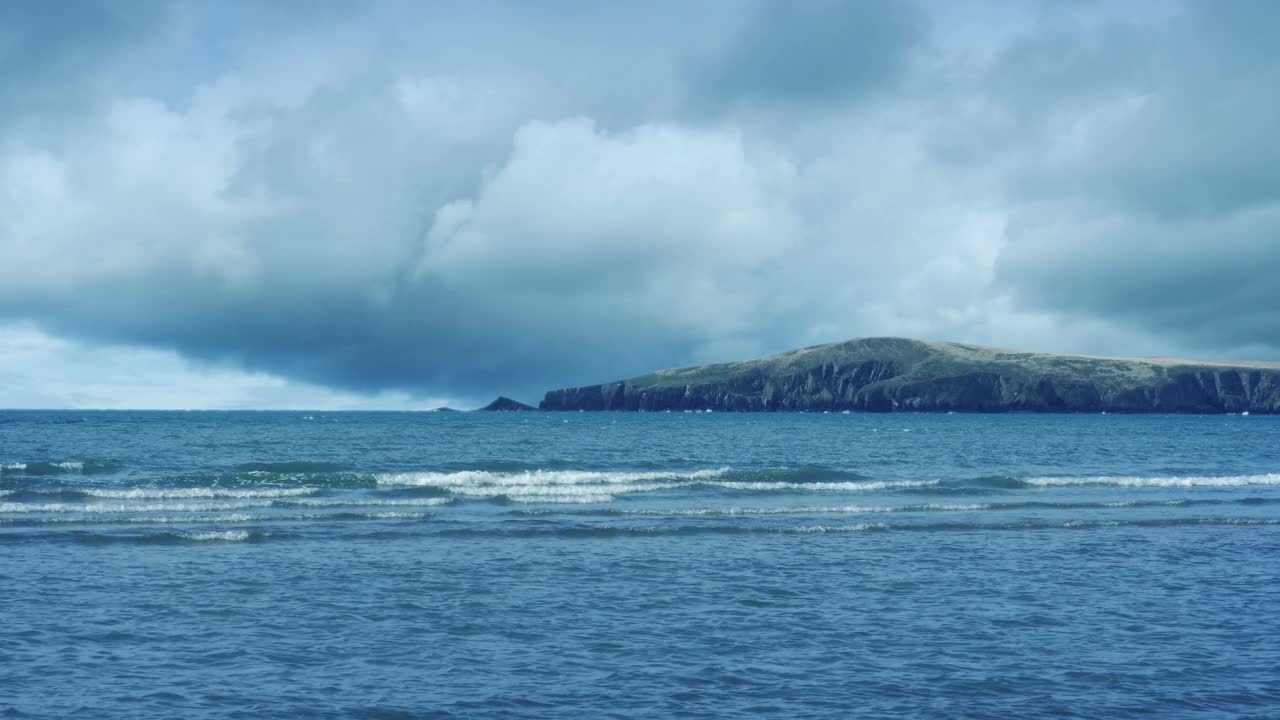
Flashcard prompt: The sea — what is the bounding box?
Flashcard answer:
[2,410,1279,719]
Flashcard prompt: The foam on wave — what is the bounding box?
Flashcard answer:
[86,487,318,499]
[619,503,988,516]
[793,524,888,533]
[1024,473,1280,488]
[0,460,119,474]
[280,497,451,508]
[375,468,731,502]
[0,500,274,513]
[180,530,251,542]
[373,468,933,502]
[711,480,938,492]
[375,468,730,488]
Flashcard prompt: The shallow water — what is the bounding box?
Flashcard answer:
[3,411,1279,718]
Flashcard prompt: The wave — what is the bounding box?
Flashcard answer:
[376,468,728,503]
[180,530,252,542]
[518,503,984,517]
[279,497,452,508]
[0,500,275,514]
[360,512,427,520]
[0,461,119,475]
[1,510,432,529]
[967,475,1034,489]
[1022,473,1280,488]
[430,516,1280,540]
[373,468,933,503]
[505,493,617,504]
[86,487,318,500]
[29,529,268,545]
[512,497,1275,518]
[793,524,888,533]
[714,466,873,484]
[375,468,730,488]
[9,514,1280,545]
[235,461,348,473]
[709,480,938,492]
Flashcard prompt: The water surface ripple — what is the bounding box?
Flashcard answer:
[3,411,1279,718]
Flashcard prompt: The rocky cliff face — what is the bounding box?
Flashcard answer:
[538,338,1280,414]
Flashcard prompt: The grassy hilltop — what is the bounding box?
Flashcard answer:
[538,337,1280,413]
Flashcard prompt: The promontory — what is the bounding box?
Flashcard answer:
[538,337,1280,414]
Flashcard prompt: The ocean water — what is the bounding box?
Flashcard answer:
[3,411,1280,719]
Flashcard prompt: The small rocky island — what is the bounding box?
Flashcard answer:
[535,337,1280,414]
[478,396,537,412]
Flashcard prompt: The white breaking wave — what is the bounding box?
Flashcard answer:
[86,487,318,499]
[1024,473,1280,488]
[622,503,987,517]
[0,500,274,513]
[375,468,729,489]
[34,511,428,525]
[793,523,887,533]
[281,497,451,508]
[371,468,935,503]
[710,480,938,492]
[181,530,251,542]
[1,461,86,472]
[448,482,675,498]
[375,468,729,503]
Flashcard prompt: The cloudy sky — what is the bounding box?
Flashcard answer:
[2,0,1277,409]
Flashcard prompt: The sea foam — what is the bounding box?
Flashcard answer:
[710,479,938,492]
[0,500,275,513]
[1024,473,1280,488]
[180,530,251,542]
[86,487,318,500]
[374,468,729,488]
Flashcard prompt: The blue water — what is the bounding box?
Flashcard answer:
[3,411,1280,719]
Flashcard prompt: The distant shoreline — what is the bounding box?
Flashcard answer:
[527,337,1280,414]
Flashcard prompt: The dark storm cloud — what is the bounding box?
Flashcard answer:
[2,0,1279,407]
[0,1,165,122]
[693,0,927,108]
[992,0,1280,356]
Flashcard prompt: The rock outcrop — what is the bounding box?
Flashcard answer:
[538,337,1280,414]
[477,396,537,412]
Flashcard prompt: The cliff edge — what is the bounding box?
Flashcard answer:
[539,337,1280,413]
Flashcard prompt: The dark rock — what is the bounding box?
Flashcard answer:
[477,396,537,412]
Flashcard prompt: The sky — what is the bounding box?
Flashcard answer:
[2,0,1278,409]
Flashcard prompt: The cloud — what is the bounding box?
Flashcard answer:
[0,1,165,122]
[991,0,1280,357]
[692,0,928,109]
[0,323,448,410]
[1,0,1278,407]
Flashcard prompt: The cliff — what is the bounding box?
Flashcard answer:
[538,337,1280,414]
